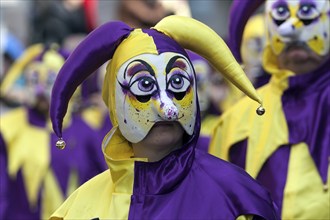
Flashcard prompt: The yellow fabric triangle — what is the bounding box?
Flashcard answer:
[1,108,50,208]
[41,169,65,219]
[210,46,295,178]
[20,126,50,208]
[81,107,104,129]
[282,143,330,218]
[66,169,79,197]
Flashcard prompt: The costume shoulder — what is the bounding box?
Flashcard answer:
[0,108,27,142]
[50,169,113,220]
[81,106,105,130]
[195,151,279,220]
[201,114,219,136]
[208,91,256,160]
[210,83,288,178]
[209,84,282,159]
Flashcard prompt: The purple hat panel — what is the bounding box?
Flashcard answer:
[228,0,265,63]
[51,21,133,138]
[142,29,189,58]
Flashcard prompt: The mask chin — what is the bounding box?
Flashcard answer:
[118,113,196,144]
[283,41,309,52]
[119,122,154,144]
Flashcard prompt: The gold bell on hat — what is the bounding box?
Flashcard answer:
[56,138,66,150]
[256,105,265,115]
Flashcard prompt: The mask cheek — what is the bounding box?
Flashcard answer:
[270,34,286,55]
[266,19,284,55]
[307,36,325,55]
[174,89,196,135]
[305,22,330,56]
[116,94,155,143]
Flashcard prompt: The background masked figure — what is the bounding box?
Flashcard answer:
[79,69,113,147]
[222,13,270,113]
[210,0,330,219]
[49,16,279,219]
[241,13,270,89]
[187,50,224,152]
[0,44,107,219]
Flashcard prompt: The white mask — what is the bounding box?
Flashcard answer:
[266,0,330,56]
[115,52,197,143]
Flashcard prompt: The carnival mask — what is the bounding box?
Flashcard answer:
[24,50,65,107]
[115,52,196,143]
[266,0,330,55]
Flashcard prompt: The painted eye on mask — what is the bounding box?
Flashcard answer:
[167,70,191,100]
[297,4,319,25]
[129,75,157,102]
[271,5,290,25]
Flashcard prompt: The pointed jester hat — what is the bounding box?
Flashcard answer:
[51,15,265,149]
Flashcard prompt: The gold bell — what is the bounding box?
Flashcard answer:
[56,138,66,150]
[256,105,265,116]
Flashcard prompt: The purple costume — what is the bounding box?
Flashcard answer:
[0,107,106,219]
[210,0,330,218]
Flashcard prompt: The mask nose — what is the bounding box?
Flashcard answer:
[278,17,302,39]
[163,104,178,121]
[155,91,179,121]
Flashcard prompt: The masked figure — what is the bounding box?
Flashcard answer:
[241,13,270,88]
[186,50,222,152]
[0,44,107,219]
[49,16,278,219]
[210,0,330,218]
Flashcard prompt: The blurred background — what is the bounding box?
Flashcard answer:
[1,0,233,48]
[0,0,234,115]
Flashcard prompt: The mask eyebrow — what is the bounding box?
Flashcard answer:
[124,59,155,79]
[271,0,288,10]
[300,0,316,8]
[166,55,189,74]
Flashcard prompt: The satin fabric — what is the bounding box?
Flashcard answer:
[197,114,220,152]
[0,108,106,219]
[51,119,279,219]
[81,106,113,147]
[209,45,330,219]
